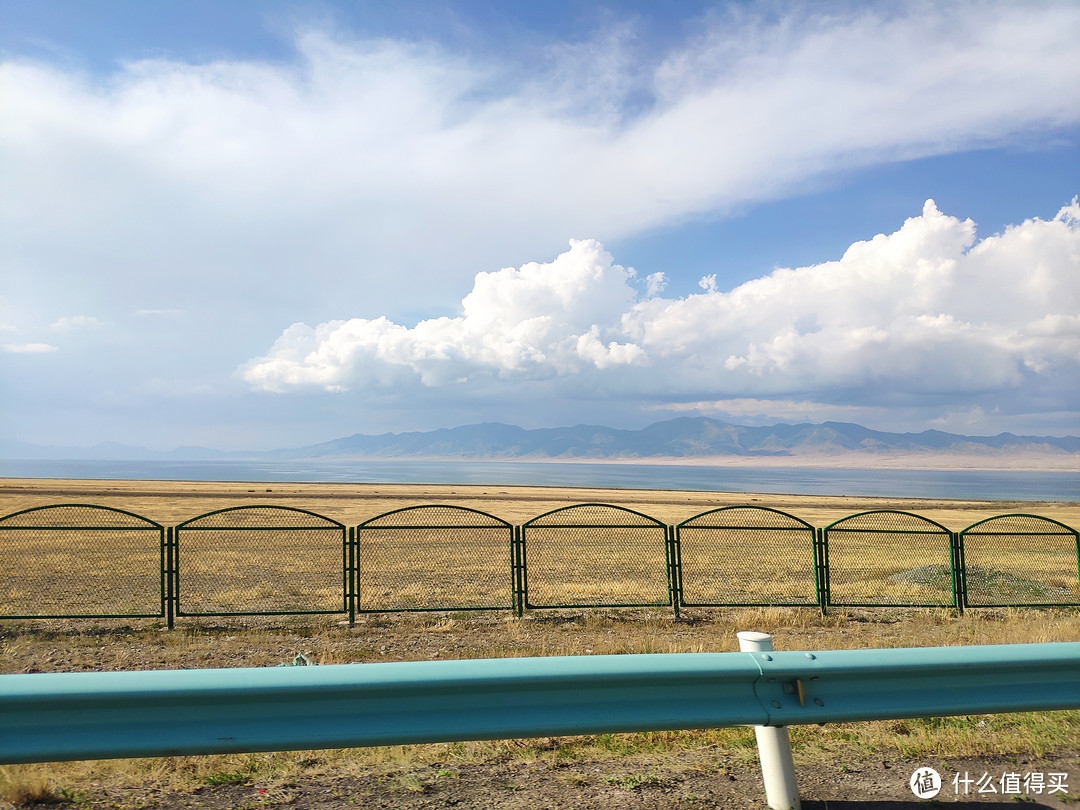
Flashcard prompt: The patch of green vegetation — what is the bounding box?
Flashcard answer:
[199,770,253,786]
[394,772,430,793]
[604,770,665,790]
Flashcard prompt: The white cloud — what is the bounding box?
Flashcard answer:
[133,308,184,317]
[649,398,878,423]
[4,4,1080,444]
[241,238,645,390]
[50,315,101,330]
[243,200,1080,426]
[2,343,59,353]
[2,3,1078,322]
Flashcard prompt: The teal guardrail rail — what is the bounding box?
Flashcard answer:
[2,641,1079,765]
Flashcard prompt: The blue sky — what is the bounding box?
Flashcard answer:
[1,0,1078,451]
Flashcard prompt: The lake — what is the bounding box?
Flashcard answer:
[1,459,1077,501]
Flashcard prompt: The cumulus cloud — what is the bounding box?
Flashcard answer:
[243,200,1080,422]
[625,200,1080,400]
[241,239,646,391]
[2,3,1078,321]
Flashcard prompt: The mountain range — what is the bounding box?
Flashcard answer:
[2,418,1077,462]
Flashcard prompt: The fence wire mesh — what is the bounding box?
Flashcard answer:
[676,507,818,606]
[355,506,514,611]
[0,505,163,618]
[521,504,670,608]
[4,500,1078,623]
[823,510,955,607]
[175,506,346,616]
[960,515,1080,607]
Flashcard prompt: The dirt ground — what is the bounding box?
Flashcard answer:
[67,750,1080,810]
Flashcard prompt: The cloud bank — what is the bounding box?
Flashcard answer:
[3,2,1079,321]
[242,199,1080,424]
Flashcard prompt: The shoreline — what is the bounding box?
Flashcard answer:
[323,451,1079,472]
[3,451,1076,473]
[1,476,1077,529]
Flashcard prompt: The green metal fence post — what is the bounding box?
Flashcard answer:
[951,532,964,615]
[348,526,356,626]
[673,523,684,616]
[816,528,828,616]
[1075,530,1080,603]
[667,525,680,618]
[517,524,528,615]
[166,526,175,630]
[516,527,524,622]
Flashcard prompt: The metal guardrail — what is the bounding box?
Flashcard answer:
[2,641,1078,765]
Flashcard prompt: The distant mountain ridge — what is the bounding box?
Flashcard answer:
[264,417,1079,460]
[8,417,1069,462]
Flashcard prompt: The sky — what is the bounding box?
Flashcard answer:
[1,0,1078,451]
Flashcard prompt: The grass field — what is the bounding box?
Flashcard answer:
[1,479,1077,617]
[1,478,1079,808]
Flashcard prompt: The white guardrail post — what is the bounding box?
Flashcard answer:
[737,631,801,810]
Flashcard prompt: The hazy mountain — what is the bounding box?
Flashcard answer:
[3,418,1076,462]
[264,417,1080,460]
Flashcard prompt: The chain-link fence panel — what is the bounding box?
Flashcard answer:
[175,506,347,616]
[355,505,514,612]
[823,510,956,608]
[959,515,1079,607]
[675,507,818,606]
[521,504,670,608]
[0,505,164,618]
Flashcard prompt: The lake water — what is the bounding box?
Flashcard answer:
[1,459,1077,501]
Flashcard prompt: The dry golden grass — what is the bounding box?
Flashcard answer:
[1,478,1077,617]
[3,476,1078,527]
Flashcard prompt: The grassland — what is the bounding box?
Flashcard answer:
[1,478,1079,809]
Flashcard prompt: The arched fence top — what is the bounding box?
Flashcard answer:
[358,504,511,529]
[960,514,1079,536]
[522,503,665,528]
[0,504,163,530]
[3,499,1079,621]
[176,505,345,531]
[677,506,815,531]
[823,510,952,535]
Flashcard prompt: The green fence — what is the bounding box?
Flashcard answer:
[959,514,1080,607]
[174,506,348,620]
[520,504,672,610]
[674,507,819,608]
[1,503,1077,625]
[821,510,958,610]
[0,505,166,619]
[355,505,515,613]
